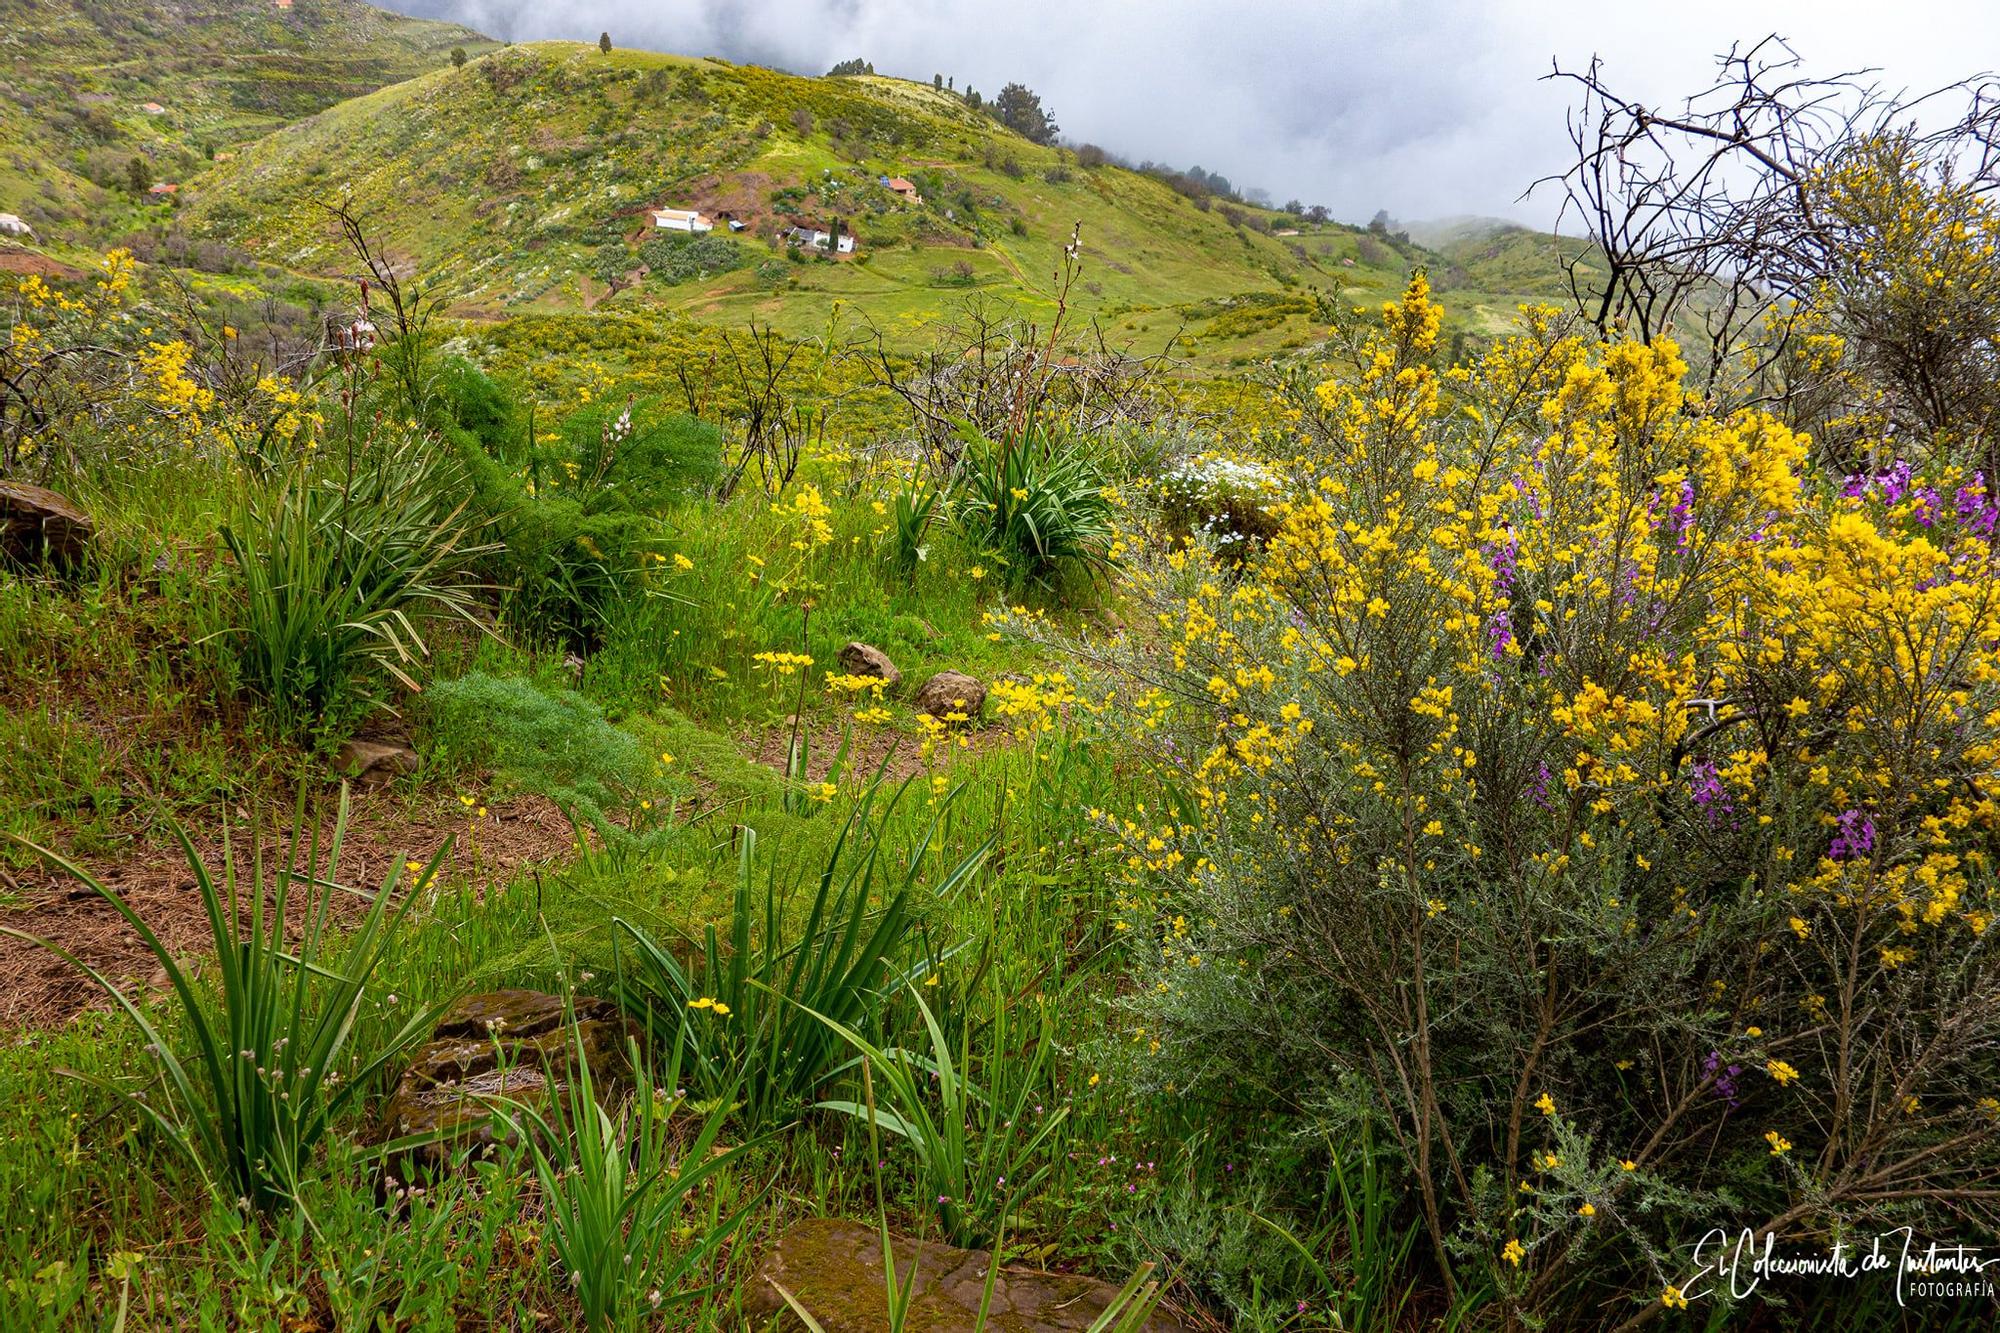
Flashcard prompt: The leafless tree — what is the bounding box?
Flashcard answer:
[858,225,1181,472]
[1535,36,2000,457]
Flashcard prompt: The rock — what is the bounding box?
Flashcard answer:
[333,739,418,787]
[0,481,93,566]
[837,641,902,690]
[378,990,633,1175]
[913,671,985,722]
[745,1218,1186,1333]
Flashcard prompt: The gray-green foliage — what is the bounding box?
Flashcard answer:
[425,672,651,825]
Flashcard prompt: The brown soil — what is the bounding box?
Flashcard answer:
[742,716,1013,786]
[0,250,86,280]
[0,788,578,1029]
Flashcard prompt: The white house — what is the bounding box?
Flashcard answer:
[652,207,714,233]
[785,226,855,255]
[0,213,31,238]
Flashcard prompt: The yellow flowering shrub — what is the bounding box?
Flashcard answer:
[1087,277,2000,1317]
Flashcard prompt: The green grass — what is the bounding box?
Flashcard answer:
[0,0,492,231]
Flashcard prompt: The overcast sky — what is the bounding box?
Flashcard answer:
[386,1,2000,227]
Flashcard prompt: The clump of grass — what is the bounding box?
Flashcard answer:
[953,424,1116,592]
[1,787,441,1214]
[611,778,993,1130]
[505,1008,754,1330]
[220,431,489,731]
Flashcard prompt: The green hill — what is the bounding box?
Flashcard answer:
[0,0,491,235]
[167,42,1534,358]
[4,12,1590,366]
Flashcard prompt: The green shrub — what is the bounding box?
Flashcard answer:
[432,355,519,457]
[450,398,719,649]
[639,233,747,285]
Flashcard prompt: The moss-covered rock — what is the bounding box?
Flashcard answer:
[744,1217,1186,1332]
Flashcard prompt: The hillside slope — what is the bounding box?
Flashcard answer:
[173,42,1491,356]
[0,0,491,236]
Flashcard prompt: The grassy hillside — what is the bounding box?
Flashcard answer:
[0,0,492,236]
[170,42,1557,358]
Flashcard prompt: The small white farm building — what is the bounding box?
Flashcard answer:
[652,208,714,233]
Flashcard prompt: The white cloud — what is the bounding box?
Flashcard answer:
[390,0,2000,225]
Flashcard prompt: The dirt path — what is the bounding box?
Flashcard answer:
[0,788,577,1029]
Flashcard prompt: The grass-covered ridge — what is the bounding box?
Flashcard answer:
[167,41,1582,355]
[0,0,491,232]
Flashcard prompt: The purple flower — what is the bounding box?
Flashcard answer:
[1830,808,1875,861]
[1529,761,1552,810]
[1913,487,1941,528]
[1702,1049,1743,1109]
[1670,478,1696,550]
[1956,476,1999,539]
[1879,459,1914,504]
[1690,761,1731,827]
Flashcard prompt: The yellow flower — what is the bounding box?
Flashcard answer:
[1765,1130,1792,1156]
[1535,1092,1557,1117]
[1577,1202,1596,1217]
[1501,1238,1525,1266]
[1619,1159,1637,1171]
[1662,1286,1688,1310]
[1766,1060,1800,1086]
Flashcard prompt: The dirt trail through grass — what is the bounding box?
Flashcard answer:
[1,789,576,1028]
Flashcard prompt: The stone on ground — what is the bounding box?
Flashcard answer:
[913,670,985,721]
[745,1218,1185,1332]
[379,989,631,1175]
[334,739,419,786]
[837,641,902,690]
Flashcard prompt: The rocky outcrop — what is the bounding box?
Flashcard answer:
[913,671,985,721]
[379,989,632,1175]
[745,1217,1185,1332]
[0,481,93,566]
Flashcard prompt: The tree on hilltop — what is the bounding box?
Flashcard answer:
[599,33,612,55]
[994,82,1057,145]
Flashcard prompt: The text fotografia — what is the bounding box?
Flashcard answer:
[1677,1227,2000,1307]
